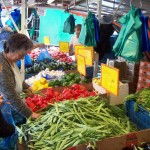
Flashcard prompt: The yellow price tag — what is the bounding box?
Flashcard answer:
[74,46,93,59]
[101,64,119,96]
[77,48,93,66]
[44,36,50,45]
[59,42,69,53]
[77,55,86,76]
[74,45,84,58]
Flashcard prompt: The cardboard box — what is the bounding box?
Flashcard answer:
[93,80,129,105]
[68,129,150,150]
[108,82,129,105]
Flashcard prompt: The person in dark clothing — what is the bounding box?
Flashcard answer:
[0,96,15,138]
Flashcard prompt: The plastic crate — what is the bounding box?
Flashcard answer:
[126,100,150,130]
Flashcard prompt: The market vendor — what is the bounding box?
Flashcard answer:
[0,33,40,126]
[0,96,15,138]
[69,24,82,56]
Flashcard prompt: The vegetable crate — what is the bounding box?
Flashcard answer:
[126,100,150,130]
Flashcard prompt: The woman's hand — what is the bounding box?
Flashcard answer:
[26,87,34,98]
[31,112,40,119]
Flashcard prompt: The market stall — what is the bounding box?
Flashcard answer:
[1,0,150,150]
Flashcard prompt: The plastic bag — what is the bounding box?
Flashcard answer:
[5,9,20,31]
[63,15,75,34]
[16,54,33,68]
[36,48,52,63]
[0,103,18,150]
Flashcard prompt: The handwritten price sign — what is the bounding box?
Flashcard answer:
[59,42,69,53]
[101,64,119,96]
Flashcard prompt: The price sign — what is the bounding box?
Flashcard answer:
[74,46,93,59]
[77,48,93,66]
[59,42,69,53]
[74,45,84,58]
[44,36,50,45]
[101,64,119,96]
[77,55,86,76]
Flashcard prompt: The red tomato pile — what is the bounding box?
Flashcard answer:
[59,57,73,63]
[28,50,40,59]
[26,84,96,112]
[50,51,68,59]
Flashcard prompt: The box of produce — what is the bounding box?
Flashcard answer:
[125,88,150,130]
[18,96,137,150]
[25,84,96,112]
[25,61,77,75]
[25,69,65,91]
[69,129,150,150]
[48,73,90,88]
[126,100,150,130]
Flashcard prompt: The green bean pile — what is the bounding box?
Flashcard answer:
[18,96,137,150]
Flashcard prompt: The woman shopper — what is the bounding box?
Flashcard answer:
[0,33,40,124]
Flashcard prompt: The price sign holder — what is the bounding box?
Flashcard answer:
[77,54,86,76]
[101,64,119,96]
[59,42,69,53]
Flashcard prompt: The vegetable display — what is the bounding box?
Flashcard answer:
[25,84,96,112]
[25,69,65,86]
[92,78,101,86]
[29,47,74,63]
[25,61,76,74]
[48,73,88,87]
[124,88,150,111]
[19,96,137,150]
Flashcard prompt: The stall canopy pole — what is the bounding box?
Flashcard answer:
[21,0,27,80]
[1,0,20,33]
[86,0,89,12]
[113,0,124,16]
[93,0,102,77]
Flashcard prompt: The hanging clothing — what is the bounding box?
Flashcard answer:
[139,10,150,52]
[145,17,150,60]
[93,15,100,42]
[94,23,114,60]
[63,14,76,34]
[113,6,143,62]
[78,12,97,47]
